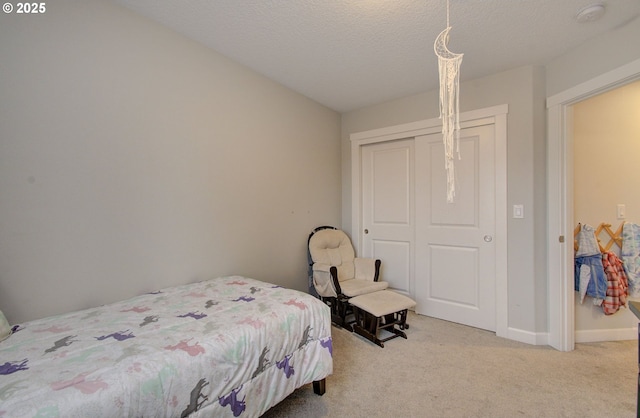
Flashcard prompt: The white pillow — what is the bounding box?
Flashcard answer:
[0,309,11,342]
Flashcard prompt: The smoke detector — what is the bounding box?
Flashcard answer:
[575,4,606,23]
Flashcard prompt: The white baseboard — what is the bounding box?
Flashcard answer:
[504,326,636,346]
[575,327,636,343]
[506,327,549,346]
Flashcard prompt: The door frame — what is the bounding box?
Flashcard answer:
[547,58,640,352]
[350,104,509,340]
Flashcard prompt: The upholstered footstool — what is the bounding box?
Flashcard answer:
[349,290,416,347]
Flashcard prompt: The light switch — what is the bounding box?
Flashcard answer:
[617,204,626,219]
[513,204,524,219]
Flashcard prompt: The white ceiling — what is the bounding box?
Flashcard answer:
[114,0,640,113]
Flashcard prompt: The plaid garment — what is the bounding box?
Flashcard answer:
[601,251,629,315]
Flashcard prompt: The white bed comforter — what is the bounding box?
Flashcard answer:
[0,276,333,417]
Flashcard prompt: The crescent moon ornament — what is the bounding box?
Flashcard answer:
[434,24,463,203]
[434,27,462,60]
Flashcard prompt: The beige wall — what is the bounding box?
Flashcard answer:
[546,16,640,97]
[0,0,341,323]
[342,66,548,335]
[573,80,640,331]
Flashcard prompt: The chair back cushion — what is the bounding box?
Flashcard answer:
[0,310,11,342]
[309,229,356,281]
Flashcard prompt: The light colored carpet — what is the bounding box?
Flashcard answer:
[262,312,637,417]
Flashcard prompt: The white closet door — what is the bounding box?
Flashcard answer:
[361,138,414,295]
[415,124,497,331]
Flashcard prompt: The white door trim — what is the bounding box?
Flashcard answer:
[546,58,640,352]
[350,104,508,340]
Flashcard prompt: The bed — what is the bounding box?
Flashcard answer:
[0,275,333,417]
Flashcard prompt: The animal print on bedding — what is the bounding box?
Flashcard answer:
[0,276,333,418]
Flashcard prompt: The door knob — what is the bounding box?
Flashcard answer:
[483,235,493,242]
[364,229,369,234]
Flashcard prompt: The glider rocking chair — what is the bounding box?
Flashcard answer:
[307,226,389,330]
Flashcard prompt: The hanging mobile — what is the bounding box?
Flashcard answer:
[434,0,463,203]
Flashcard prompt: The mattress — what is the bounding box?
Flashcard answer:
[0,276,333,417]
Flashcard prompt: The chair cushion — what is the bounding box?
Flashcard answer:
[350,290,416,317]
[309,229,356,281]
[354,257,377,281]
[0,310,11,342]
[340,279,388,297]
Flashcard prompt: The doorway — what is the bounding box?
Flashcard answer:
[547,58,640,351]
[572,80,640,341]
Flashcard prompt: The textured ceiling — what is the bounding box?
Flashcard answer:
[114,0,640,112]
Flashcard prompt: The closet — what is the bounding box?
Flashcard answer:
[350,105,509,338]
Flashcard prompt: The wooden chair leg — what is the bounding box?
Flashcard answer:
[351,306,410,347]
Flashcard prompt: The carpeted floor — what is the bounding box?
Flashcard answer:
[262,312,637,417]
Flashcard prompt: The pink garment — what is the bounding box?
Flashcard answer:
[601,251,629,315]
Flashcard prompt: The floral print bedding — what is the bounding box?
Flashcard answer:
[0,276,333,417]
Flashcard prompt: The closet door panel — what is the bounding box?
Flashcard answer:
[361,138,414,295]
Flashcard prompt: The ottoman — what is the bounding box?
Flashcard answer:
[349,290,416,347]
